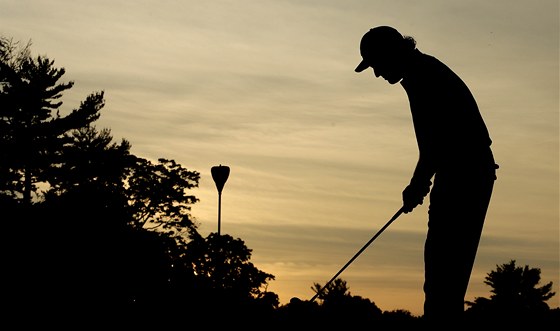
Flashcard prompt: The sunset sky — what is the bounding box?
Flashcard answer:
[2,0,558,315]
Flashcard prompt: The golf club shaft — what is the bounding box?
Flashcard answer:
[309,206,405,302]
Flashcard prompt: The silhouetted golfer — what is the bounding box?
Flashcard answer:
[355,26,498,325]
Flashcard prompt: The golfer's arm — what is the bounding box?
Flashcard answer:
[410,154,435,189]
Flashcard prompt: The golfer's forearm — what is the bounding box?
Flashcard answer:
[410,157,434,188]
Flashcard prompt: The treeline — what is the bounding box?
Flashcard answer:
[1,36,558,328]
[0,36,277,327]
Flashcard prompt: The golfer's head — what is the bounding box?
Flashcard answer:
[355,26,415,84]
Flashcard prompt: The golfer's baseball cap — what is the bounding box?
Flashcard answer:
[355,26,404,73]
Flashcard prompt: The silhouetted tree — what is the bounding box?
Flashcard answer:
[276,278,418,329]
[465,260,557,326]
[0,37,30,204]
[45,126,132,196]
[34,123,204,323]
[126,157,200,233]
[380,309,422,328]
[187,233,277,297]
[0,36,102,206]
[0,38,205,325]
[310,278,383,328]
[177,233,278,324]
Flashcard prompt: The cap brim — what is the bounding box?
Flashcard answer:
[354,60,370,73]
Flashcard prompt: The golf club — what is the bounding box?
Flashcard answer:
[309,206,405,303]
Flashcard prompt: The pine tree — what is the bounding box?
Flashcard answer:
[0,36,102,205]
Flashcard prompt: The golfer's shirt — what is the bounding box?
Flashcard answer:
[400,50,494,180]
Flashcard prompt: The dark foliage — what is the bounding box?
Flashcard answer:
[465,260,557,327]
[0,36,278,328]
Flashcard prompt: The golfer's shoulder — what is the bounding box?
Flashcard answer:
[415,51,450,73]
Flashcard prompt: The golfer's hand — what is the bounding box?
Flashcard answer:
[402,183,430,213]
